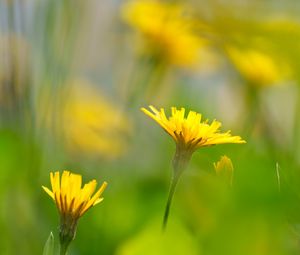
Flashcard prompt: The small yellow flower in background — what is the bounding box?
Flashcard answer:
[226,46,290,86]
[42,170,107,255]
[38,78,133,160]
[214,155,234,186]
[141,105,245,229]
[59,79,132,160]
[122,0,205,67]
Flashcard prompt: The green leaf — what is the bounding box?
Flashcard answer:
[43,232,55,255]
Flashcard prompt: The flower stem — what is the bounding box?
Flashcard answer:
[59,219,77,255]
[59,242,69,255]
[162,145,192,231]
[293,87,300,164]
[162,171,181,231]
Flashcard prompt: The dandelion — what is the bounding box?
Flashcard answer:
[42,171,107,255]
[122,0,204,67]
[39,79,132,160]
[63,81,132,159]
[214,155,234,186]
[141,105,245,229]
[226,47,290,86]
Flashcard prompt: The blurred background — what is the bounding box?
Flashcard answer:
[1,0,300,254]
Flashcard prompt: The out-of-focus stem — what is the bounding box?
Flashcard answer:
[243,81,260,135]
[293,86,300,165]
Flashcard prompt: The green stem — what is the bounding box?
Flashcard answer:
[59,218,77,255]
[59,243,68,255]
[293,86,300,164]
[125,56,157,108]
[162,171,181,231]
[243,82,260,136]
[162,146,192,231]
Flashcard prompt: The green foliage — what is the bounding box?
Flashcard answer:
[43,232,55,255]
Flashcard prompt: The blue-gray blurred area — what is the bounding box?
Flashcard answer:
[1,0,300,254]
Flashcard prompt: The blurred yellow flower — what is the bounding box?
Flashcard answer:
[42,170,107,254]
[122,0,204,67]
[141,105,245,153]
[226,47,289,86]
[62,79,132,159]
[214,155,234,186]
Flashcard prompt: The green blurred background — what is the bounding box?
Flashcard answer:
[1,0,300,254]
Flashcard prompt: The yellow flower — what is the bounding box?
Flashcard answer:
[214,155,234,186]
[226,47,290,86]
[142,106,245,229]
[63,81,132,159]
[141,105,245,153]
[122,0,204,67]
[37,78,132,159]
[42,171,107,253]
[42,171,107,217]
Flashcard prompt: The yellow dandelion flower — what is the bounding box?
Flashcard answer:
[42,171,107,254]
[141,105,245,229]
[63,81,132,159]
[226,47,290,86]
[38,78,132,160]
[122,0,204,67]
[141,105,245,153]
[214,155,234,186]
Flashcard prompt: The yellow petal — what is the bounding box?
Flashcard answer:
[80,181,108,216]
[42,186,55,200]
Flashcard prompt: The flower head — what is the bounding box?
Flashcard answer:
[122,0,204,67]
[214,155,234,186]
[42,170,107,218]
[141,105,245,153]
[42,171,107,253]
[62,80,132,159]
[226,47,290,86]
